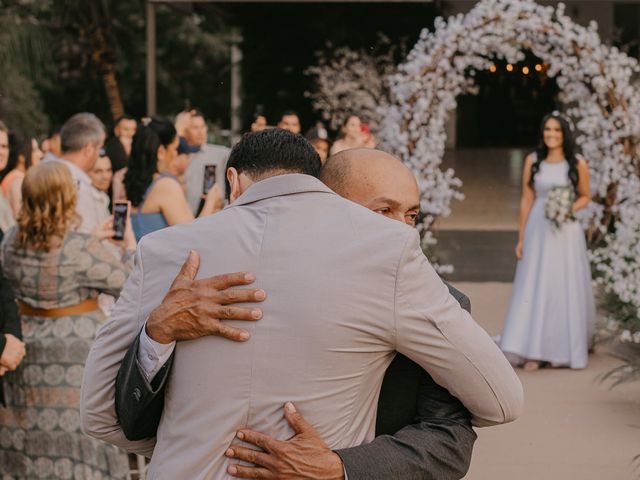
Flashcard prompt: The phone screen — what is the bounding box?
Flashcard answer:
[112,202,129,240]
[203,165,217,194]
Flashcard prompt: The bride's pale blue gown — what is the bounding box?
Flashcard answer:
[500,159,596,369]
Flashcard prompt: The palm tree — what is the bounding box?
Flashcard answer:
[0,10,51,135]
[53,0,126,121]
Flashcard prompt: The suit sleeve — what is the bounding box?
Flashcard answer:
[335,285,476,480]
[394,230,523,427]
[443,282,471,314]
[115,331,174,441]
[80,242,157,457]
[336,375,476,480]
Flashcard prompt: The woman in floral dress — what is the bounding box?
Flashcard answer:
[0,161,136,479]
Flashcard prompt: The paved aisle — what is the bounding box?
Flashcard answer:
[454,282,640,480]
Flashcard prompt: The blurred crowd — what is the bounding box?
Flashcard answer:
[0,110,377,237]
[0,108,376,477]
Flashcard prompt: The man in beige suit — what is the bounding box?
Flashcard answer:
[81,129,523,479]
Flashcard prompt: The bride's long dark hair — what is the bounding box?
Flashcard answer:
[530,112,579,192]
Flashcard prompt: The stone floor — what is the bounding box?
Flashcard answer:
[438,148,526,232]
[453,282,640,480]
[434,230,518,282]
[433,148,524,281]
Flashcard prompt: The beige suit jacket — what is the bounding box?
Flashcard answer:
[81,174,523,479]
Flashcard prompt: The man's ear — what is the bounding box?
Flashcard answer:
[227,167,241,203]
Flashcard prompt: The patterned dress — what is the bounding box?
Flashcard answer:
[0,228,134,479]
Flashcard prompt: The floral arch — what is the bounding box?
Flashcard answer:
[378,0,640,313]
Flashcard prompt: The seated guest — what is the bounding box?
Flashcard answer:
[104,115,137,172]
[125,119,222,240]
[0,161,135,479]
[0,133,43,218]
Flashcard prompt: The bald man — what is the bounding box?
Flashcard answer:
[113,148,479,479]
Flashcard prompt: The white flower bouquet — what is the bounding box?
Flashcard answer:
[544,186,575,230]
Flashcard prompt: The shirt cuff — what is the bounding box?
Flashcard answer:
[138,322,176,382]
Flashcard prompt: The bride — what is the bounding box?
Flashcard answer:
[500,111,596,370]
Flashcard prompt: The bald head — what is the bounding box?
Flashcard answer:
[321,148,421,225]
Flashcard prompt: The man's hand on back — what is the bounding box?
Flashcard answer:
[146,250,267,344]
[225,402,345,480]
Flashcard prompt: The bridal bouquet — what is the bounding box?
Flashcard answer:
[544,186,575,230]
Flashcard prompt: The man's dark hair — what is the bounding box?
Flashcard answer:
[48,124,62,137]
[280,110,299,121]
[115,114,137,125]
[225,129,321,199]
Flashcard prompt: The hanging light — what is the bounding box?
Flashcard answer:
[506,64,514,72]
[489,64,497,73]
[535,64,543,72]
[522,66,530,75]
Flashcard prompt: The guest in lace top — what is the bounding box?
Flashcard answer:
[0,161,136,479]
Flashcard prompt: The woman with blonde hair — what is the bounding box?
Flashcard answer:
[0,162,135,479]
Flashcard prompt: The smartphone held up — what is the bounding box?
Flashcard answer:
[112,202,130,241]
[203,164,217,195]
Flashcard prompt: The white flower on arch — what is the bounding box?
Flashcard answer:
[376,0,640,314]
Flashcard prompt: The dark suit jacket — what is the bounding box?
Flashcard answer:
[115,283,476,480]
[0,230,22,406]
